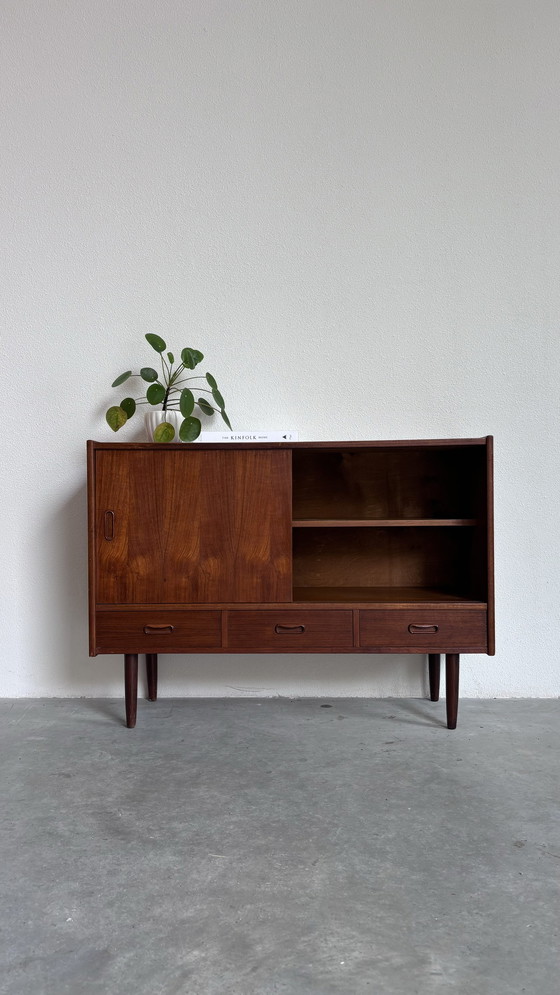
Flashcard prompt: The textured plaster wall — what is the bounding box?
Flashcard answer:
[1,1,559,697]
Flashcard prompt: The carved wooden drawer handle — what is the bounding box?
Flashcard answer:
[408,623,439,634]
[104,511,114,541]
[275,624,306,635]
[143,625,175,635]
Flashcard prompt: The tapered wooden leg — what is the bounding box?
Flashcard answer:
[428,654,441,701]
[124,654,138,728]
[146,654,158,702]
[445,653,460,730]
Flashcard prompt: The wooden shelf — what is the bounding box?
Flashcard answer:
[292,519,478,528]
[293,586,487,606]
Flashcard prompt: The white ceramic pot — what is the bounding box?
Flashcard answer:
[145,409,183,442]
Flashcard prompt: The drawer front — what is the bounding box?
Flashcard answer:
[227,610,353,650]
[360,609,487,650]
[95,611,222,653]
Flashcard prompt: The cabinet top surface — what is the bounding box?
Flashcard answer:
[88,437,491,451]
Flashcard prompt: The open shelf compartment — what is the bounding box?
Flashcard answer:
[292,525,488,604]
[292,446,487,522]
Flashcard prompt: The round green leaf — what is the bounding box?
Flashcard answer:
[145,333,166,353]
[179,416,201,442]
[220,408,232,430]
[153,422,175,443]
[212,387,225,409]
[167,352,174,364]
[111,371,132,388]
[180,388,195,417]
[146,382,166,405]
[181,347,203,370]
[120,397,136,418]
[106,406,128,431]
[180,348,194,369]
[197,397,214,416]
[140,367,158,382]
[206,372,217,389]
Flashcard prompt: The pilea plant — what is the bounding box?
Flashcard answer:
[106,334,231,442]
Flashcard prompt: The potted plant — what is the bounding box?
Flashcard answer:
[106,334,231,442]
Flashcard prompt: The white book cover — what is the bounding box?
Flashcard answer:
[197,431,299,443]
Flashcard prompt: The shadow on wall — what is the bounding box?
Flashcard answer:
[43,483,99,693]
[45,485,428,698]
[145,651,431,700]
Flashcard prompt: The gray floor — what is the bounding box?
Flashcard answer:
[1,698,558,995]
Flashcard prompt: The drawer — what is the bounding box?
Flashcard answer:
[95,610,222,653]
[359,609,487,650]
[227,610,353,650]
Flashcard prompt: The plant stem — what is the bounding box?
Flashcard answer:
[169,379,213,391]
[170,363,185,384]
[167,386,215,400]
[159,354,173,409]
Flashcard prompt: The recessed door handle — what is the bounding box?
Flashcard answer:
[275,624,306,635]
[408,623,439,634]
[143,625,175,635]
[103,511,114,541]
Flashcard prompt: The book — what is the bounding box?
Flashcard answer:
[197,431,299,443]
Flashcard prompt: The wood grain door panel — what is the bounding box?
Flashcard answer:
[95,449,292,604]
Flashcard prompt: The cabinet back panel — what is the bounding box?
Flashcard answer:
[95,450,292,603]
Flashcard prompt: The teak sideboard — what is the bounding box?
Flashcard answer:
[87,438,494,729]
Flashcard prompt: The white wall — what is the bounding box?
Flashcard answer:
[2,0,559,698]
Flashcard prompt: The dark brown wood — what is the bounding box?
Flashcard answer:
[486,436,495,655]
[293,527,484,598]
[87,441,97,656]
[227,610,353,650]
[429,654,440,701]
[352,609,360,647]
[95,610,222,653]
[96,594,486,610]
[103,510,115,540]
[292,587,486,606]
[360,609,487,651]
[124,654,138,728]
[146,654,158,701]
[292,447,485,521]
[87,439,493,728]
[89,438,489,451]
[293,519,478,527]
[95,449,292,605]
[445,654,460,729]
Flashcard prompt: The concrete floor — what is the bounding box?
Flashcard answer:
[0,698,558,995]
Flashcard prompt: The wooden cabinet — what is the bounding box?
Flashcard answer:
[87,438,494,729]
